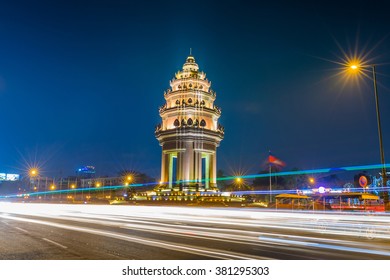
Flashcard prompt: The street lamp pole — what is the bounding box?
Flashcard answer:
[372,65,388,205]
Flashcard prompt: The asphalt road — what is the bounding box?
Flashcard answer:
[0,203,389,260]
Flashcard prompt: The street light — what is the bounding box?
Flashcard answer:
[29,168,40,196]
[235,177,245,192]
[30,168,39,177]
[123,174,133,186]
[70,184,76,202]
[349,63,388,206]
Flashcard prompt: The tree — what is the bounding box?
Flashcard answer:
[252,167,285,191]
[216,169,228,189]
[283,168,309,189]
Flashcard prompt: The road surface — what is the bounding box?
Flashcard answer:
[1,202,389,259]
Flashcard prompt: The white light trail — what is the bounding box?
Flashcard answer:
[1,202,389,259]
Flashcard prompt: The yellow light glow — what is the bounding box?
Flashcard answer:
[127,176,132,181]
[30,168,38,177]
[50,185,55,190]
[334,55,370,90]
[71,184,76,189]
[309,178,315,184]
[96,183,101,187]
[236,178,242,183]
[347,60,361,73]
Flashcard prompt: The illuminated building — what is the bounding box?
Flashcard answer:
[155,54,224,190]
[76,166,96,179]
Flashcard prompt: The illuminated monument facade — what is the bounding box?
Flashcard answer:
[155,55,224,190]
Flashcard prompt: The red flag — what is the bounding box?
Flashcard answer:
[268,151,286,167]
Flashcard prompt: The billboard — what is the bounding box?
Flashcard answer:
[0,173,20,181]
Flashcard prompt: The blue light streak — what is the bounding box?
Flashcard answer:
[1,163,389,199]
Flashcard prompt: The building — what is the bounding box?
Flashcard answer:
[155,54,224,190]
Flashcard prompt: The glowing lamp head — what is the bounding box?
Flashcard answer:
[318,186,326,194]
[350,65,358,70]
[309,178,315,184]
[236,177,242,183]
[30,168,38,177]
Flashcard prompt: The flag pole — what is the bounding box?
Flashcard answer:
[269,163,272,203]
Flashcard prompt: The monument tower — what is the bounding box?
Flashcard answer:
[155,54,224,190]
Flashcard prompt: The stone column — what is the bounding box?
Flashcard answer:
[168,153,173,189]
[184,142,194,185]
[160,151,168,183]
[196,151,202,185]
[205,154,210,189]
[176,152,183,185]
[160,151,165,182]
[209,152,217,187]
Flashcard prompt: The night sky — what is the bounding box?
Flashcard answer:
[1,0,390,179]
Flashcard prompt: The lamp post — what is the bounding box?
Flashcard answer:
[29,168,39,200]
[371,66,388,206]
[235,177,242,191]
[71,184,76,202]
[123,175,133,200]
[350,64,388,207]
[50,184,56,200]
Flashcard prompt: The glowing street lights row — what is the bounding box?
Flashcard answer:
[29,168,79,191]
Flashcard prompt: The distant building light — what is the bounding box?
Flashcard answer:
[77,166,96,174]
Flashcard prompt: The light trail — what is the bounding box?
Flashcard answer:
[1,203,389,259]
[1,163,390,199]
[0,212,263,260]
[41,238,68,249]
[258,236,390,257]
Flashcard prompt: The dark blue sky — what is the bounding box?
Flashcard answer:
[1,0,390,179]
